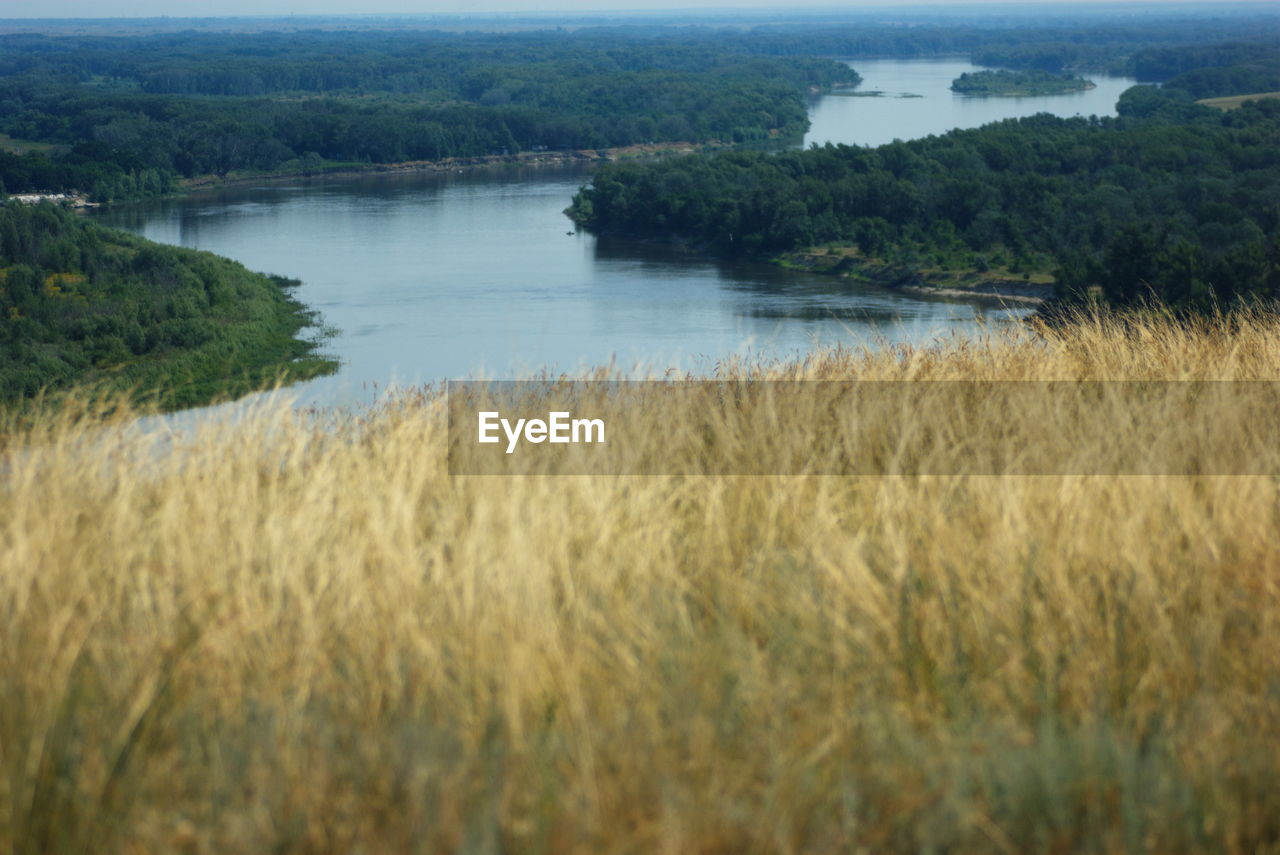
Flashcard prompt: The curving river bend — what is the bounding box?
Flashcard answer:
[93,58,1137,408]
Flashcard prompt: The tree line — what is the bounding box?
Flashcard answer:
[568,59,1280,313]
[0,202,334,407]
[6,20,1274,92]
[0,32,862,201]
[4,16,1280,202]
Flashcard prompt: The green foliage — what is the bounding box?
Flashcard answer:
[1132,41,1280,86]
[0,202,335,408]
[700,16,1279,75]
[966,19,1280,74]
[0,31,863,200]
[1121,42,1280,103]
[2,20,1277,201]
[0,147,175,203]
[951,69,1094,97]
[568,92,1280,312]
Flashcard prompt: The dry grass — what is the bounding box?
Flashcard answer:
[2,311,1280,854]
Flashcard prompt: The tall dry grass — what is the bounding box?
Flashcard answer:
[2,311,1279,854]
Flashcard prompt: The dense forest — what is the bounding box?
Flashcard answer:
[568,60,1280,312]
[641,17,1280,75]
[1132,42,1280,90]
[6,18,1275,87]
[3,18,1280,405]
[0,202,333,407]
[0,16,1278,201]
[0,31,862,201]
[977,39,1280,95]
[935,17,1280,74]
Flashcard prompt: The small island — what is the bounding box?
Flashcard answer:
[951,69,1096,97]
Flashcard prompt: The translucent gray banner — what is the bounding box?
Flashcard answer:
[446,380,1280,475]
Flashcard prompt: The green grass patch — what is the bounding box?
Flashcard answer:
[0,134,66,156]
[1197,91,1280,110]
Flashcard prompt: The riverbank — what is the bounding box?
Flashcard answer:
[178,140,730,193]
[0,204,336,411]
[779,247,1054,304]
[6,311,1280,854]
[11,192,98,208]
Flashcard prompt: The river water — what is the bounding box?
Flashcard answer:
[806,58,1139,148]
[93,58,1137,408]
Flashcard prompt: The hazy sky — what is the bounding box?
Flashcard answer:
[0,0,1246,19]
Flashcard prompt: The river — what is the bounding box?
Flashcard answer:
[92,58,1137,408]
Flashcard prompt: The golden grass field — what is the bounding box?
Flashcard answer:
[2,311,1279,854]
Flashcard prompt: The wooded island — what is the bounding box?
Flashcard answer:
[951,69,1096,96]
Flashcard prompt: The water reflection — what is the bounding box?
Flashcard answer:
[593,234,1023,327]
[90,59,1072,408]
[806,57,1137,149]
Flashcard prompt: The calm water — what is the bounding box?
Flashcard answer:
[806,58,1137,148]
[93,59,1138,408]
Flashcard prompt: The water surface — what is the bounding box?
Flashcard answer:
[94,58,1135,408]
[806,58,1137,148]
